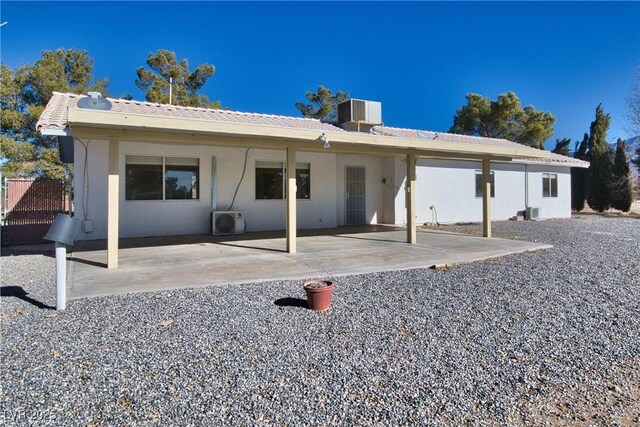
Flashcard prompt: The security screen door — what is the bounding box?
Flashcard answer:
[345,166,366,225]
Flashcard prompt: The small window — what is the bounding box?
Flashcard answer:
[256,161,284,200]
[543,173,558,198]
[255,161,311,200]
[126,156,199,201]
[165,157,199,200]
[475,170,495,198]
[126,156,163,200]
[296,163,311,199]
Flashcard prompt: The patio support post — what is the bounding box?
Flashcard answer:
[406,153,417,244]
[107,138,119,268]
[286,146,297,253]
[482,158,492,238]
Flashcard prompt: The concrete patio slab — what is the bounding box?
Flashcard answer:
[68,226,552,299]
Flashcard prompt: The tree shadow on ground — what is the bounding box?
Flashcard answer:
[0,286,55,310]
[274,297,308,309]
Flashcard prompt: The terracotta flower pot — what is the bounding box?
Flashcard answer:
[303,280,334,311]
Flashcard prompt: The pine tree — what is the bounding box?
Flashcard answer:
[552,138,571,156]
[135,50,220,108]
[295,86,350,124]
[586,104,613,212]
[571,133,589,211]
[0,49,108,178]
[450,92,555,149]
[610,139,633,212]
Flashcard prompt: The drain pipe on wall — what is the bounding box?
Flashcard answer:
[524,164,529,209]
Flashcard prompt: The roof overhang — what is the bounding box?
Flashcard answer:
[40,128,72,136]
[512,158,590,169]
[66,107,549,161]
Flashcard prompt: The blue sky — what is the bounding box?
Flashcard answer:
[2,1,639,150]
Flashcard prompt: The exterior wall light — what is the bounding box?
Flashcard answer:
[320,133,330,149]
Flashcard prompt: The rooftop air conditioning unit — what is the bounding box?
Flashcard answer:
[212,211,245,235]
[337,99,382,125]
[526,207,541,221]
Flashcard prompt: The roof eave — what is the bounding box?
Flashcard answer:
[40,128,72,136]
[66,108,549,161]
[512,158,590,168]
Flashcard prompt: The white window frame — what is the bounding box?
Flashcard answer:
[475,170,495,198]
[542,173,558,198]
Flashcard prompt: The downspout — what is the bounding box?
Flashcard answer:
[524,164,529,208]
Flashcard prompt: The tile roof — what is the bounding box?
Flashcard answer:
[36,92,345,133]
[371,125,589,167]
[514,151,590,168]
[37,92,588,168]
[371,125,520,148]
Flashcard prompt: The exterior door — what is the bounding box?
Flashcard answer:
[345,166,366,225]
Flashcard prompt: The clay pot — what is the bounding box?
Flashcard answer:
[303,280,334,311]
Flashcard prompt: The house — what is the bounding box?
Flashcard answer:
[36,92,588,268]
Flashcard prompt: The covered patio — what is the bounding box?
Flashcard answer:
[68,226,551,299]
[59,102,546,269]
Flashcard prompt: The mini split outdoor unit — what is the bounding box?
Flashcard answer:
[211,211,245,235]
[526,207,541,220]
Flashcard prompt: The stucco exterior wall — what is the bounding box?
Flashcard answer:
[393,158,573,224]
[522,164,572,219]
[74,138,574,240]
[74,140,348,240]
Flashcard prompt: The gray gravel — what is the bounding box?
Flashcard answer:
[1,215,639,426]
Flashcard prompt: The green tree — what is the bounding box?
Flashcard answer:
[0,48,108,179]
[586,104,613,212]
[295,86,349,124]
[450,91,555,149]
[571,133,589,211]
[552,138,571,156]
[135,50,220,108]
[610,139,633,212]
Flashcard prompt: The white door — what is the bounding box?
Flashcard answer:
[345,166,366,225]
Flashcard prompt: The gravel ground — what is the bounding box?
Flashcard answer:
[1,215,639,426]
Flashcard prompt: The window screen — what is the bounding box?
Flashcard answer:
[126,156,163,200]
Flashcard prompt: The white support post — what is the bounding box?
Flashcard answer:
[482,158,492,238]
[286,146,297,253]
[406,153,417,244]
[55,242,67,311]
[108,138,119,268]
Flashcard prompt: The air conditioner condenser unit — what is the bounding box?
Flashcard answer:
[526,207,541,221]
[212,211,245,235]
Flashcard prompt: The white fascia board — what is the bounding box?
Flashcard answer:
[67,108,549,160]
[511,158,590,169]
[40,128,72,136]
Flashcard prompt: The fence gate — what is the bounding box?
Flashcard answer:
[2,178,66,245]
